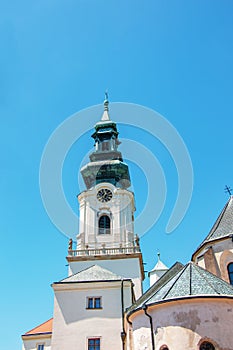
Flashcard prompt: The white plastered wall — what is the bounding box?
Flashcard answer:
[22,336,51,350]
[68,258,143,299]
[130,298,233,350]
[51,281,132,350]
[77,183,135,249]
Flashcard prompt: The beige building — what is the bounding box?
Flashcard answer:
[22,99,233,350]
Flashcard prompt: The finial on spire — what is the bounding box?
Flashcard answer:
[105,90,108,101]
[157,251,160,261]
[104,90,109,112]
[101,91,110,121]
[224,185,232,196]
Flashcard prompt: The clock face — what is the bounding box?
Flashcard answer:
[97,188,113,203]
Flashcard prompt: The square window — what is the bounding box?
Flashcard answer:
[88,338,100,350]
[37,345,44,350]
[87,297,102,309]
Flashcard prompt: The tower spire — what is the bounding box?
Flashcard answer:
[81,94,131,190]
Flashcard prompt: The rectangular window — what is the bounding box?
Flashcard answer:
[37,345,44,350]
[87,297,102,309]
[102,141,109,151]
[88,338,100,350]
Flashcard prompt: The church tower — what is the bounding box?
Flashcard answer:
[67,95,144,298]
[22,97,145,350]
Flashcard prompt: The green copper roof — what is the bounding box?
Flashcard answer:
[81,98,131,189]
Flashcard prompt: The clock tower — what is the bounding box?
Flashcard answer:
[67,96,144,298]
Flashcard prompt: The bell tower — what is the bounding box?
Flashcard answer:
[67,95,144,298]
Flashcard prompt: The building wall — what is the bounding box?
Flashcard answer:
[51,281,132,350]
[77,183,135,250]
[129,297,233,350]
[195,239,233,283]
[22,336,51,350]
[68,258,143,299]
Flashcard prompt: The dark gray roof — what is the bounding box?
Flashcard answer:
[148,262,233,302]
[193,196,233,255]
[58,265,124,283]
[127,262,233,315]
[127,262,184,314]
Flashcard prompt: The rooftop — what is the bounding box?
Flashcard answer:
[149,253,168,274]
[23,318,53,337]
[193,195,233,256]
[127,261,233,316]
[57,264,126,283]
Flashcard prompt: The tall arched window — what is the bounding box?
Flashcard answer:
[200,341,215,350]
[227,262,233,285]
[98,215,111,235]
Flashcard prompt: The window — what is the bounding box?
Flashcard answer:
[160,346,169,350]
[87,297,102,309]
[102,141,110,151]
[200,341,215,350]
[37,345,44,350]
[98,215,110,235]
[227,262,233,285]
[88,338,100,350]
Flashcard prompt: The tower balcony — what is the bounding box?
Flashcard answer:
[67,245,141,258]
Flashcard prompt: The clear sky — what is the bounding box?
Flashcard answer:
[1,1,233,349]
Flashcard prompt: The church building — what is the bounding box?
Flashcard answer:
[22,98,233,350]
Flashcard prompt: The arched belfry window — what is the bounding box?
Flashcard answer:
[227,262,233,285]
[200,341,215,350]
[98,215,111,235]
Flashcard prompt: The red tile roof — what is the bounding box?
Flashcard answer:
[24,318,53,336]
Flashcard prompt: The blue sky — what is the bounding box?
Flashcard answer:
[1,1,233,349]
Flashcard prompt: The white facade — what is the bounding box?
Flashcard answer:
[51,279,133,350]
[68,258,143,300]
[23,101,233,350]
[21,101,145,350]
[77,182,135,250]
[22,336,51,350]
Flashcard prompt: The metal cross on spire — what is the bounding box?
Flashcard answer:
[224,185,232,196]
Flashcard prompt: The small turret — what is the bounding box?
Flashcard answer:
[148,252,168,287]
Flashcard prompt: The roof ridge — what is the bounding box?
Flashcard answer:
[160,263,189,300]
[57,264,125,283]
[205,198,230,241]
[192,263,220,295]
[192,261,233,293]
[192,196,233,257]
[126,262,184,314]
[59,264,97,282]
